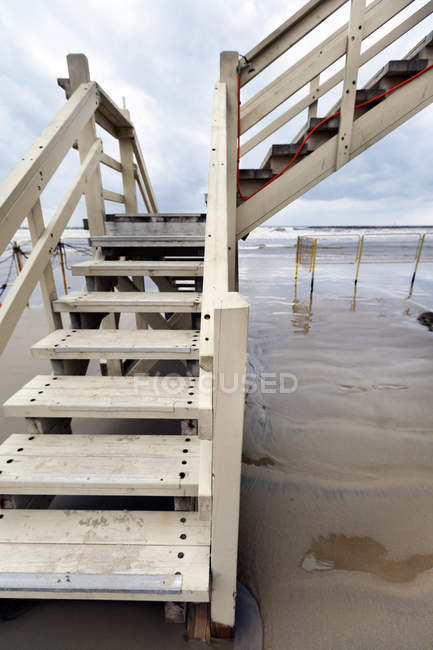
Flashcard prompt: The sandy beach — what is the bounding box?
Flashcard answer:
[1,233,433,648]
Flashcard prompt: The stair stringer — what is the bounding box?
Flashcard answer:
[236,59,433,238]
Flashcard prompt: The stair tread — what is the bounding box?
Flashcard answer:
[53,291,201,313]
[366,58,429,89]
[0,434,201,496]
[90,235,205,248]
[3,375,200,419]
[72,260,204,277]
[31,329,200,360]
[0,509,209,601]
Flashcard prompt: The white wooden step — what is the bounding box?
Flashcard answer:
[3,375,199,419]
[31,329,200,360]
[0,434,201,496]
[53,291,201,313]
[90,235,205,248]
[0,509,209,601]
[72,260,203,277]
[105,220,205,237]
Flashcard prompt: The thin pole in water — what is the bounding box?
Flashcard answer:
[408,233,425,298]
[352,234,364,310]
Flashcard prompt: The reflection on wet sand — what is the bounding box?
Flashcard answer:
[302,534,433,583]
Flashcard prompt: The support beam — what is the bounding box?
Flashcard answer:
[67,54,106,237]
[119,107,138,213]
[220,52,238,292]
[27,200,63,332]
[210,292,249,631]
[0,82,99,256]
[336,0,366,170]
[0,140,102,354]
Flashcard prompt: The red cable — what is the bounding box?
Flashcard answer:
[237,62,433,202]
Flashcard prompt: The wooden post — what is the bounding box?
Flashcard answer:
[27,200,63,332]
[336,0,366,170]
[67,54,106,238]
[210,292,249,635]
[220,52,239,292]
[308,74,320,121]
[119,105,138,214]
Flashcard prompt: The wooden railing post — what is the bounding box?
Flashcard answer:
[336,0,366,169]
[27,200,62,332]
[210,292,249,634]
[220,52,239,292]
[119,104,138,214]
[67,54,105,237]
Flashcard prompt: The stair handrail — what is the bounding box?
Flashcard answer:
[0,53,157,354]
[239,0,433,157]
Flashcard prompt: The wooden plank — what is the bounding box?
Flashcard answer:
[199,82,230,368]
[105,221,206,237]
[220,52,238,291]
[240,0,415,134]
[237,64,433,237]
[0,140,102,355]
[109,213,205,219]
[103,188,125,204]
[0,510,210,546]
[0,82,99,256]
[336,0,366,170]
[131,134,159,213]
[52,291,201,313]
[27,200,63,332]
[90,235,205,247]
[199,440,212,521]
[0,457,198,497]
[67,55,105,238]
[0,543,209,602]
[96,84,134,129]
[0,434,200,457]
[71,260,204,277]
[100,152,122,172]
[211,292,249,629]
[3,374,200,419]
[241,0,348,85]
[31,329,200,360]
[118,107,138,213]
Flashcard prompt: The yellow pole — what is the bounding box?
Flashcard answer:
[310,238,317,298]
[408,233,425,298]
[352,234,364,310]
[294,235,300,299]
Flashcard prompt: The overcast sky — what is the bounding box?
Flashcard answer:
[1,0,433,227]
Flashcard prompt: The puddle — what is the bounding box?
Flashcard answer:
[301,534,433,583]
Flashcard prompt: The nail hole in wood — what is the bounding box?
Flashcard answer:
[6,459,13,464]
[179,472,185,479]
[180,534,187,540]
[180,517,186,523]
[178,552,184,558]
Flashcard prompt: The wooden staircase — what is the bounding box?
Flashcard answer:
[1,1,433,642]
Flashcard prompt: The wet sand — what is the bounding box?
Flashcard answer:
[238,249,433,649]
[1,245,433,648]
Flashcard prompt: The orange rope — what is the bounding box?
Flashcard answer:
[237,63,433,201]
